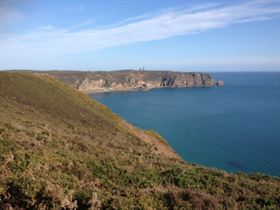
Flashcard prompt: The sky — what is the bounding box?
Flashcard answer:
[0,0,280,72]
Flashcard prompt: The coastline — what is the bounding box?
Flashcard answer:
[83,85,221,94]
[91,72,280,177]
[44,70,224,94]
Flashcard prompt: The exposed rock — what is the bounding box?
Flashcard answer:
[216,80,225,86]
[46,70,224,93]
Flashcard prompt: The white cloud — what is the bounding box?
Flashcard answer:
[1,1,280,69]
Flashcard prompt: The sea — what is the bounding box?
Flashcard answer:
[91,72,280,177]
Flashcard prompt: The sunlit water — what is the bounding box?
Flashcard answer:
[91,72,280,176]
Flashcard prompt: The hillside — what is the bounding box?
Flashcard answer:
[45,70,224,93]
[0,72,279,209]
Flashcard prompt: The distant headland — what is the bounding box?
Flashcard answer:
[43,70,224,93]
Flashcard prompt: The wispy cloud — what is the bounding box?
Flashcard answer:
[1,0,280,69]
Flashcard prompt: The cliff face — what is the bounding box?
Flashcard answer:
[47,70,224,93]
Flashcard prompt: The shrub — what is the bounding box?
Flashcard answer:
[73,190,93,209]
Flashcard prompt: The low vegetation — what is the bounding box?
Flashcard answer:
[0,72,279,209]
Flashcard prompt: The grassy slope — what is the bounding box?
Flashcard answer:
[0,72,279,210]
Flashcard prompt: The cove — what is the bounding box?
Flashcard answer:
[91,72,280,177]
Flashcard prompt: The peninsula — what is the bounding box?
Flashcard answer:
[45,70,224,93]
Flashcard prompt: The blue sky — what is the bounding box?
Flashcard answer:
[0,0,280,71]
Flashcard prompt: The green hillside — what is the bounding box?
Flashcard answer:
[0,72,279,209]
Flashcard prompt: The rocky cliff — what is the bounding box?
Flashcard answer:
[46,70,224,93]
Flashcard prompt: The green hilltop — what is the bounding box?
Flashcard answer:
[0,72,279,209]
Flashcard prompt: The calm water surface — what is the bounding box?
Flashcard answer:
[91,73,280,176]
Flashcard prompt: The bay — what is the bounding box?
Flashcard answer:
[91,72,280,176]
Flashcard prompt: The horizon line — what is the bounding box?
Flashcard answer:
[1,69,280,73]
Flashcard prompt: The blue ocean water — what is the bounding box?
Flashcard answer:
[91,73,280,176]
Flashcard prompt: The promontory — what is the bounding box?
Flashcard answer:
[45,70,224,93]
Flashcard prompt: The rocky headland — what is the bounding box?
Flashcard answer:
[46,70,224,93]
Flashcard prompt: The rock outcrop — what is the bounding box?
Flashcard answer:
[47,70,224,93]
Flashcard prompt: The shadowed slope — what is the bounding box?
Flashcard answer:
[0,72,279,209]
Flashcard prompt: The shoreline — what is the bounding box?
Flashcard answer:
[83,85,220,94]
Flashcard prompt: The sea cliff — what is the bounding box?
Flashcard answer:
[46,70,224,93]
